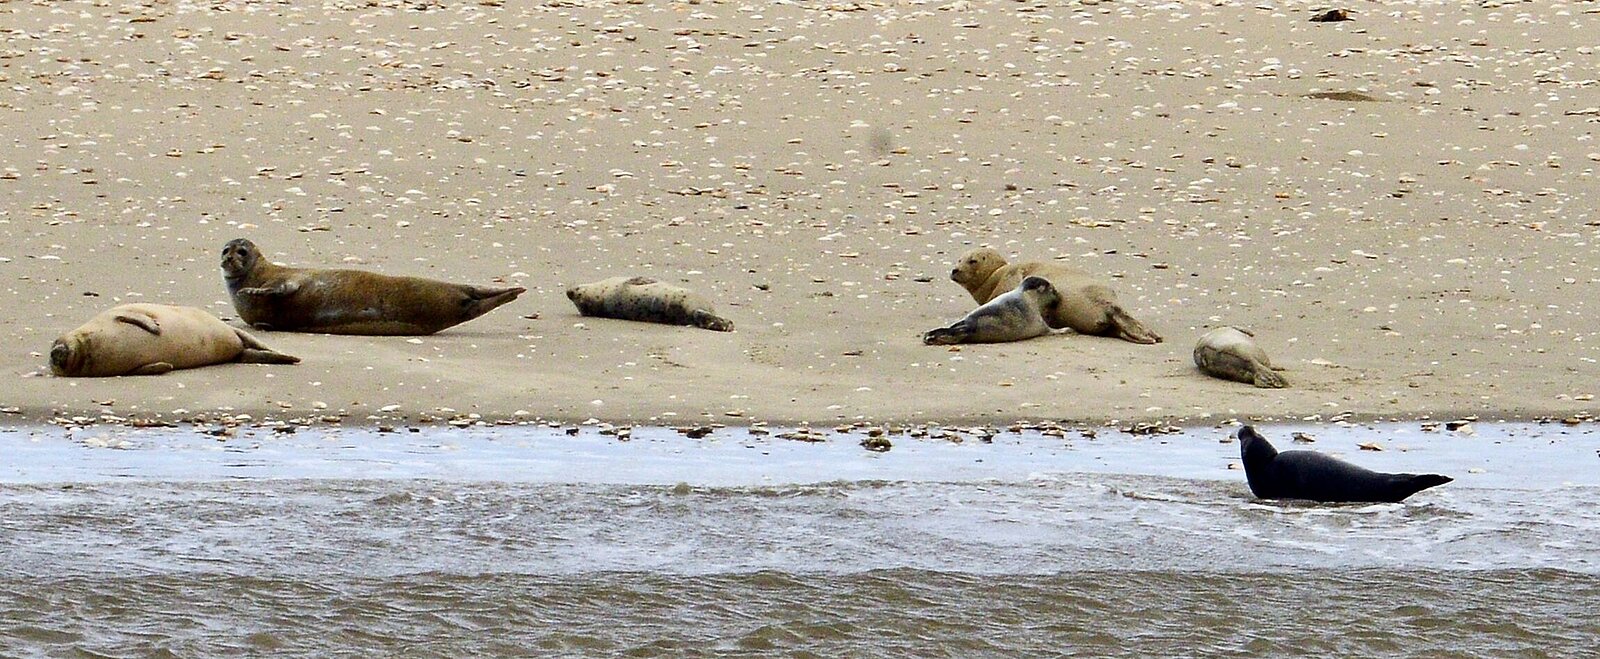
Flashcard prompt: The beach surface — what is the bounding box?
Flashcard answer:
[2,0,1597,427]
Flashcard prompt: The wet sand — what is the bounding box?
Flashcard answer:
[2,0,1598,427]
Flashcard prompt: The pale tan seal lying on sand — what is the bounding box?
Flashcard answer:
[923,276,1058,345]
[50,303,300,377]
[221,238,525,335]
[1193,326,1288,388]
[950,247,1162,344]
[566,276,734,331]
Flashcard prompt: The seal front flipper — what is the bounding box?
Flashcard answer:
[129,362,175,376]
[114,312,161,335]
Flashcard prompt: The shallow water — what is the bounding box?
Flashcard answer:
[2,422,1597,655]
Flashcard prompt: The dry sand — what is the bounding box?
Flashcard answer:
[2,0,1597,427]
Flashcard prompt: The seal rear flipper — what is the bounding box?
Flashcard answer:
[114,312,162,335]
[922,322,969,345]
[1251,367,1290,389]
[1106,306,1161,344]
[237,348,301,365]
[690,310,734,332]
[129,362,175,376]
[461,286,526,320]
[1385,473,1453,502]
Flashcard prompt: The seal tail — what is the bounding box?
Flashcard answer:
[1386,474,1453,502]
[690,309,734,332]
[1107,305,1162,344]
[462,286,526,320]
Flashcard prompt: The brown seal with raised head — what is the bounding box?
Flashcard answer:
[950,247,1162,344]
[923,276,1058,345]
[51,303,300,377]
[566,276,734,331]
[1194,326,1288,388]
[221,238,525,335]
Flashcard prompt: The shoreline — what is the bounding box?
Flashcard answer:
[4,401,1590,433]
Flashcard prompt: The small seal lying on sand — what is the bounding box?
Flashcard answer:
[566,276,734,331]
[1238,426,1452,503]
[1194,326,1288,388]
[949,247,1162,344]
[51,303,300,377]
[221,238,525,335]
[923,276,1058,345]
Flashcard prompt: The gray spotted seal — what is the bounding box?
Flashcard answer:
[1239,425,1452,503]
[1194,326,1288,388]
[51,303,300,377]
[950,247,1162,344]
[221,238,525,335]
[923,276,1057,345]
[566,276,734,331]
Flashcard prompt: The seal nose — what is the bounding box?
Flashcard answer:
[949,268,960,279]
[49,341,71,375]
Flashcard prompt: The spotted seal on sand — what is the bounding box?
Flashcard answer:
[50,303,300,377]
[221,238,525,335]
[923,276,1058,345]
[1194,326,1288,388]
[1238,425,1452,503]
[950,247,1161,344]
[566,276,733,331]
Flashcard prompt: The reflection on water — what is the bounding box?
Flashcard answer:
[0,423,1597,654]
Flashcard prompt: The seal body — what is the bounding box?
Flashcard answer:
[221,238,525,335]
[50,303,300,377]
[923,276,1057,345]
[950,247,1162,344]
[1238,426,1452,503]
[1194,326,1288,388]
[566,276,734,331]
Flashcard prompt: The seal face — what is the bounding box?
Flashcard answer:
[1238,426,1452,503]
[1194,326,1288,388]
[221,238,525,335]
[50,303,299,377]
[566,276,734,331]
[923,276,1058,345]
[949,247,1162,344]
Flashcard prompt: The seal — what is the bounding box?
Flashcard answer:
[923,276,1058,345]
[1238,425,1452,503]
[566,276,734,331]
[50,303,300,377]
[1194,326,1288,388]
[221,238,525,335]
[949,247,1162,344]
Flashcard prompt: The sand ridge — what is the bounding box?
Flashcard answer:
[1,0,1596,426]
